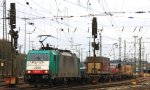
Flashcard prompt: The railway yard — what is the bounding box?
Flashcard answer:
[0,77,150,90]
[1,0,150,90]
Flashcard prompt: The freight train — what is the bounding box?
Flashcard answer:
[85,57,133,82]
[24,45,133,86]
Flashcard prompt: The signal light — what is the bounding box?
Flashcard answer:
[10,3,16,27]
[16,50,19,55]
[13,31,18,49]
[92,17,97,38]
[92,42,99,50]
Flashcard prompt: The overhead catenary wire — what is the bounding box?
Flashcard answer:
[97,0,121,37]
[3,0,150,35]
[14,0,90,33]
[11,0,150,35]
[1,0,150,60]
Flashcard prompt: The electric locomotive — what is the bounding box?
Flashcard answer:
[24,35,81,86]
[24,47,81,86]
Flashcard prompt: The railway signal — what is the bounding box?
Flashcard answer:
[92,17,97,38]
[16,50,19,55]
[13,31,18,49]
[9,3,19,49]
[91,17,98,84]
[92,42,99,50]
[10,3,16,29]
[7,3,18,86]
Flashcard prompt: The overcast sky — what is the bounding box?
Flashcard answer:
[1,0,150,61]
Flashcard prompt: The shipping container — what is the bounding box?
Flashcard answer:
[121,65,133,76]
[110,64,119,74]
[85,56,110,75]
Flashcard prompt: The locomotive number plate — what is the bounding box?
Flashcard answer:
[34,66,41,69]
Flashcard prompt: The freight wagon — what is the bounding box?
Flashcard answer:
[110,64,133,80]
[121,65,133,78]
[85,56,110,74]
[84,57,134,83]
[110,64,119,74]
[85,56,111,82]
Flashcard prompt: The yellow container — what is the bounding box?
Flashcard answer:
[132,81,136,85]
[4,77,16,85]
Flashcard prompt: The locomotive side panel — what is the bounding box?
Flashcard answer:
[58,52,80,77]
[49,51,59,78]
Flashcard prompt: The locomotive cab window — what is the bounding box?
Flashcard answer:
[28,54,48,61]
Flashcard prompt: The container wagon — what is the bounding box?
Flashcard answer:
[85,56,110,82]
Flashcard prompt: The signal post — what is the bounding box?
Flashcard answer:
[91,17,99,84]
[5,3,18,87]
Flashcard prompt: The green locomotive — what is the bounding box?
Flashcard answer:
[24,48,81,86]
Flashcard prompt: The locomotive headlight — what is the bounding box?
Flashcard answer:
[45,70,48,73]
[27,70,31,74]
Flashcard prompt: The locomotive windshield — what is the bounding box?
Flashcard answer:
[28,54,49,61]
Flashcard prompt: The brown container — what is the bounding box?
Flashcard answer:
[121,65,133,76]
[85,56,110,74]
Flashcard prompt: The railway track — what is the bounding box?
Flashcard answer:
[2,77,150,90]
[24,77,150,90]
[63,77,150,90]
